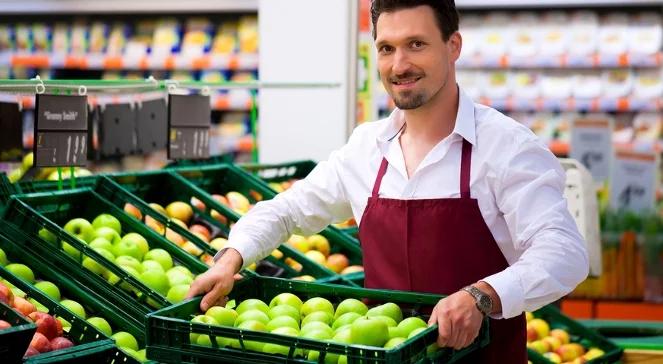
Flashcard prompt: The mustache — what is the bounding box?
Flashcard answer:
[389,72,424,82]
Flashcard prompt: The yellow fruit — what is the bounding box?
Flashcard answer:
[270,249,284,260]
[293,275,315,282]
[288,235,310,253]
[166,202,194,224]
[304,250,326,265]
[308,235,330,257]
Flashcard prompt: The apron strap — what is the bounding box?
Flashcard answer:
[460,139,472,199]
[372,158,389,198]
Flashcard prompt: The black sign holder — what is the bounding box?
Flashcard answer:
[167,93,211,160]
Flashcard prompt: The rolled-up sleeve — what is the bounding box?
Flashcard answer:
[482,136,589,319]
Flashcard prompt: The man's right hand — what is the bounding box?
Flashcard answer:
[186,248,243,312]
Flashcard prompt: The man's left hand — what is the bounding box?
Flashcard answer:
[427,290,484,350]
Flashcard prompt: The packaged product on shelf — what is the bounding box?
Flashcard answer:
[15,23,31,52]
[481,71,510,99]
[89,21,109,54]
[106,23,128,55]
[633,69,663,99]
[212,21,238,54]
[552,112,577,144]
[612,113,635,144]
[457,14,481,62]
[456,70,481,100]
[70,20,88,54]
[510,71,541,99]
[0,66,10,79]
[170,71,195,82]
[539,11,569,56]
[229,71,256,105]
[633,112,662,144]
[238,15,258,54]
[601,69,633,98]
[508,12,539,58]
[572,71,603,99]
[628,12,662,55]
[102,71,122,80]
[181,18,212,57]
[200,70,227,83]
[52,23,69,54]
[569,11,599,56]
[123,71,145,80]
[125,20,154,59]
[480,12,511,57]
[151,18,181,57]
[598,13,629,56]
[31,23,50,52]
[541,71,573,99]
[0,24,14,51]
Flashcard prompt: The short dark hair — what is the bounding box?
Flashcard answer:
[370,0,459,41]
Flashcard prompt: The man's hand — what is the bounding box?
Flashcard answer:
[428,290,484,350]
[186,248,243,312]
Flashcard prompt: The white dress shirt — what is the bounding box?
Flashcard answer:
[224,88,589,319]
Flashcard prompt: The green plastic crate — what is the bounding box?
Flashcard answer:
[146,275,490,364]
[1,188,210,311]
[165,153,236,169]
[0,299,37,362]
[527,306,623,364]
[0,226,152,361]
[580,319,663,351]
[16,175,100,194]
[25,341,141,364]
[108,168,337,281]
[173,165,364,278]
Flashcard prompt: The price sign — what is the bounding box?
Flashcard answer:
[99,103,136,157]
[609,150,658,212]
[167,94,210,160]
[136,99,167,154]
[34,94,88,167]
[0,102,23,161]
[570,117,613,183]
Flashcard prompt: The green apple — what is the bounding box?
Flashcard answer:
[143,249,173,271]
[57,317,72,331]
[235,309,270,326]
[263,326,298,356]
[87,316,113,336]
[301,311,333,327]
[322,329,353,363]
[350,317,389,347]
[113,238,144,261]
[89,237,114,252]
[268,305,300,323]
[167,266,193,279]
[64,218,96,243]
[115,256,143,273]
[62,240,84,261]
[167,271,193,287]
[408,327,439,354]
[300,321,333,338]
[372,315,397,328]
[196,335,213,347]
[0,247,7,266]
[332,312,362,330]
[384,337,406,349]
[120,233,149,258]
[236,320,267,352]
[190,314,219,343]
[29,297,49,313]
[34,281,61,301]
[334,298,368,319]
[166,284,190,303]
[388,326,405,339]
[366,303,402,323]
[83,248,115,275]
[407,327,426,339]
[301,297,334,318]
[236,299,269,316]
[300,327,332,341]
[60,299,86,318]
[334,324,351,335]
[266,316,300,332]
[269,293,303,310]
[397,317,427,337]
[121,348,137,358]
[92,214,122,234]
[205,306,238,327]
[38,228,57,246]
[135,349,147,363]
[337,355,348,364]
[141,260,165,273]
[5,263,35,283]
[105,265,141,290]
[93,227,121,246]
[139,270,170,295]
[112,331,139,351]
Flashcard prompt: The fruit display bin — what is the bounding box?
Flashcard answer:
[0,225,153,362]
[0,299,37,362]
[146,275,490,364]
[173,165,364,277]
[528,305,623,364]
[25,341,141,364]
[580,319,663,351]
[109,168,341,281]
[164,153,235,169]
[2,188,211,312]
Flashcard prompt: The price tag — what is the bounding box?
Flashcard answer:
[34,94,88,167]
[167,94,210,160]
[98,103,136,157]
[136,99,167,154]
[0,102,23,161]
[609,150,658,212]
[570,117,613,183]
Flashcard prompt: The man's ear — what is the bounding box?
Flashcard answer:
[448,32,462,61]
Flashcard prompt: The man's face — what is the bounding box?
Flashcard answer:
[375,5,459,110]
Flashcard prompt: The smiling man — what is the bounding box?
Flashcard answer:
[188,1,589,362]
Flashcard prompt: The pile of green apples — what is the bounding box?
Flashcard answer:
[43,214,197,304]
[189,293,437,363]
[0,247,147,362]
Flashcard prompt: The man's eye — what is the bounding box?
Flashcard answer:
[411,41,424,48]
[379,45,393,53]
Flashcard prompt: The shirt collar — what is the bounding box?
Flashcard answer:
[376,87,476,148]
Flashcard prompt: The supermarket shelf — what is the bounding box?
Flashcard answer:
[562,299,663,321]
[456,0,663,8]
[0,0,257,13]
[549,140,663,156]
[0,52,258,72]
[458,52,663,69]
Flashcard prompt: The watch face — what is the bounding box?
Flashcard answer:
[478,295,492,311]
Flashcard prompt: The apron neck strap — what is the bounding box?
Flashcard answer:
[372,158,389,198]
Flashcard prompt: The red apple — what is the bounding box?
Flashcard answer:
[55,317,63,336]
[189,224,211,241]
[211,194,229,207]
[123,203,143,221]
[0,282,14,306]
[24,347,39,357]
[0,319,11,329]
[51,337,74,350]
[210,210,228,225]
[526,325,538,342]
[190,197,206,211]
[29,312,59,339]
[30,332,52,353]
[13,296,37,316]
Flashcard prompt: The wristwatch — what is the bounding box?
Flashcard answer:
[462,285,493,316]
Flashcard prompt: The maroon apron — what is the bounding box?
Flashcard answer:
[358,139,526,363]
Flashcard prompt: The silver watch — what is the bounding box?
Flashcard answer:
[462,285,492,316]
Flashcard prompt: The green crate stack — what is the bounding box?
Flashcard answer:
[172,165,364,279]
[28,341,140,364]
[16,175,100,195]
[528,306,623,364]
[164,153,236,169]
[108,168,337,281]
[146,275,490,364]
[1,189,210,311]
[580,319,663,351]
[0,299,37,362]
[0,226,150,362]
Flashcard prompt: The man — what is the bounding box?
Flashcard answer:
[188,0,589,362]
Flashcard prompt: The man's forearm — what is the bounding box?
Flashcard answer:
[214,248,244,274]
[475,280,502,315]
